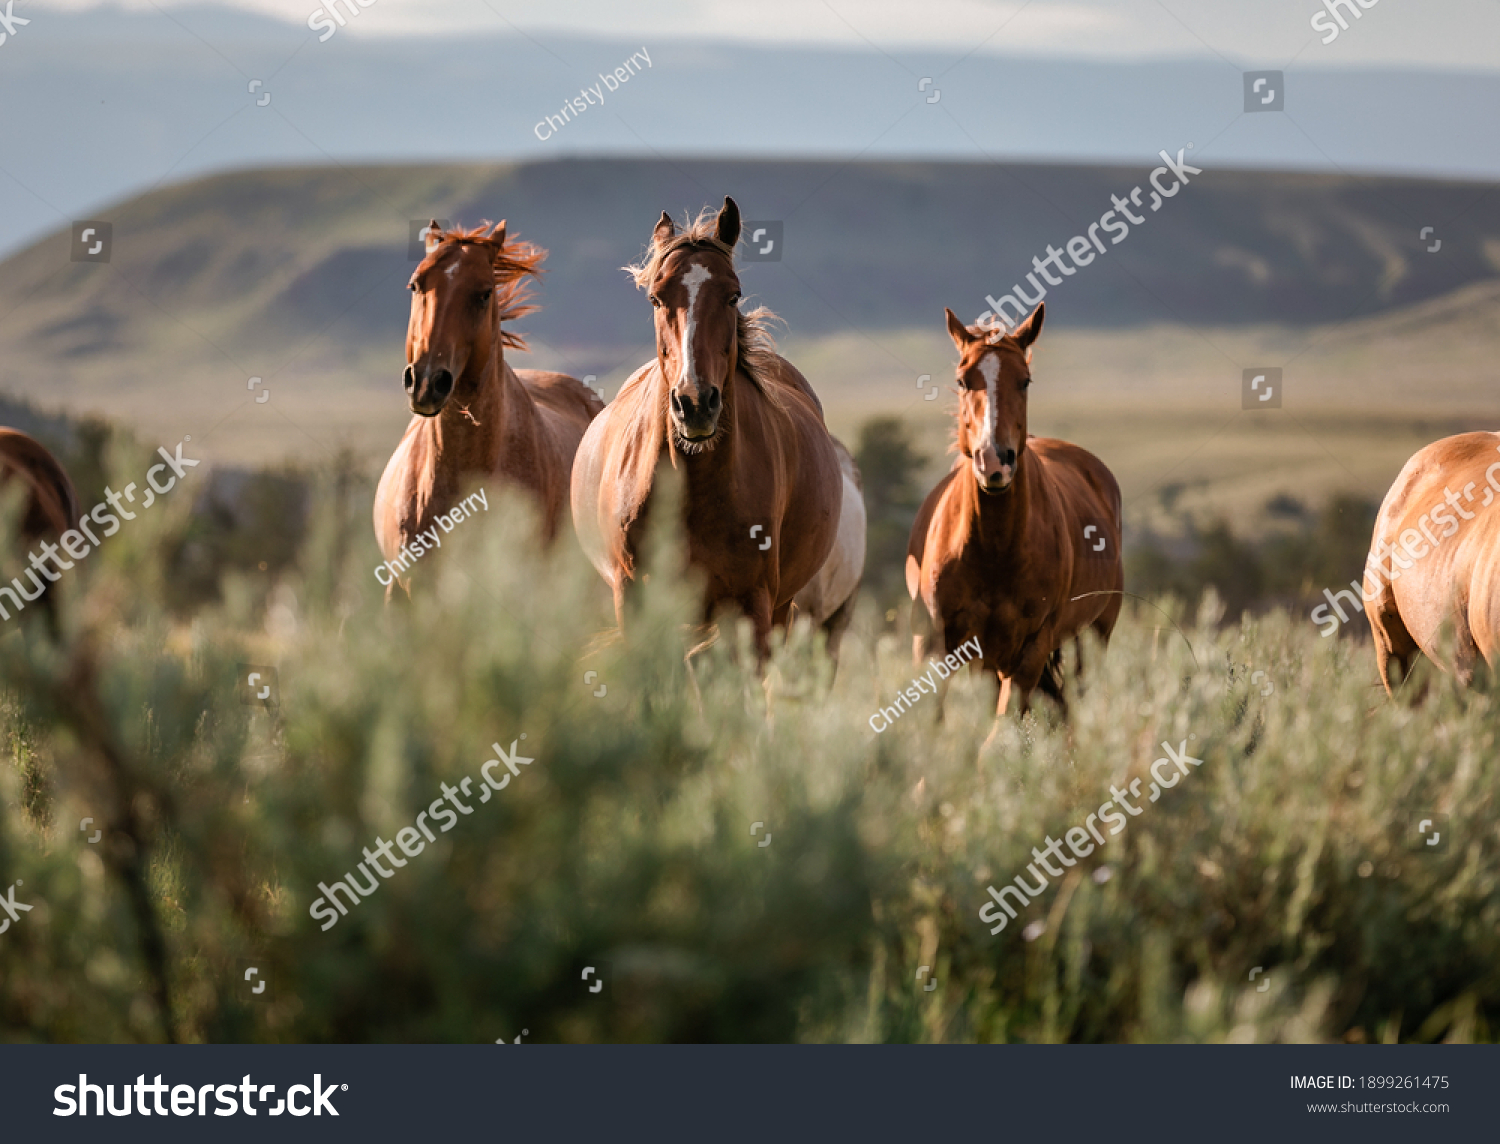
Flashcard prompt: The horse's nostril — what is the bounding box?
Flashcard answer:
[706,389,721,413]
[403,365,416,392]
[432,369,453,397]
[1000,448,1017,467]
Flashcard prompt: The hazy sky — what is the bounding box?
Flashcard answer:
[39,0,1500,69]
[2,0,1494,258]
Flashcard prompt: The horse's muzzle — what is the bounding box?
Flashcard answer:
[405,365,454,417]
[976,447,1017,494]
[670,386,722,443]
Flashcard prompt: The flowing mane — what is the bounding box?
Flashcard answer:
[624,206,782,398]
[419,222,546,350]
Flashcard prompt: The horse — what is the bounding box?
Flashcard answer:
[0,427,81,631]
[1363,431,1500,694]
[375,220,603,600]
[792,437,866,658]
[570,196,855,658]
[905,304,1122,715]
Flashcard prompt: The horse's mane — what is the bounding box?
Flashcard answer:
[624,206,783,402]
[971,313,1015,346]
[424,223,545,350]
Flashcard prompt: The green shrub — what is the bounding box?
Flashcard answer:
[0,453,1495,1043]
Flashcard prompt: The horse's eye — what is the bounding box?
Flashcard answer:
[407,282,417,292]
[649,295,662,309]
[477,289,493,304]
[728,292,741,306]
[1020,377,1032,390]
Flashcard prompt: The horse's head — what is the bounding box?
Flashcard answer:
[944,303,1044,494]
[640,197,745,452]
[403,220,541,417]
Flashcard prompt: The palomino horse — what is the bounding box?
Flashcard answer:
[0,427,81,629]
[570,197,859,657]
[1364,431,1500,693]
[906,304,1122,714]
[375,221,603,599]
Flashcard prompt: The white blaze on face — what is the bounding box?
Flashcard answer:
[677,261,713,392]
[977,352,1001,456]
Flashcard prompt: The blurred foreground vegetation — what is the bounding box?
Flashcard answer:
[0,437,1497,1044]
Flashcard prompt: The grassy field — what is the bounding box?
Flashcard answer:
[7,284,1496,539]
[1,460,1495,1044]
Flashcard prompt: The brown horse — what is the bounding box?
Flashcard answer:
[570,197,850,657]
[375,221,603,599]
[1362,431,1500,693]
[906,305,1122,714]
[0,427,81,630]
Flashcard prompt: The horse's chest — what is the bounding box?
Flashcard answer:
[935,570,1052,659]
[628,474,775,586]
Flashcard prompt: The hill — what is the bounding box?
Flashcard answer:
[0,158,1495,488]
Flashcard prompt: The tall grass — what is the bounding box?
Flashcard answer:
[0,453,1496,1043]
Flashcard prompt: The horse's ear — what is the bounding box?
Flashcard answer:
[1012,303,1045,352]
[488,220,507,245]
[944,307,975,349]
[716,196,741,248]
[424,219,443,254]
[653,211,676,247]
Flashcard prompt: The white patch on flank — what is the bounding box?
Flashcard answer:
[677,261,713,390]
[977,353,1001,454]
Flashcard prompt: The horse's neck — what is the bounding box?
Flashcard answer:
[670,371,742,484]
[962,451,1034,554]
[420,348,539,497]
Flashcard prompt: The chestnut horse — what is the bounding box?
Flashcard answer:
[0,427,81,630]
[1364,431,1500,693]
[375,221,603,599]
[570,197,853,657]
[906,304,1122,714]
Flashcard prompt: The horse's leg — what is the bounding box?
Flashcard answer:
[1450,605,1481,689]
[749,589,776,663]
[612,577,629,628]
[1036,647,1068,715]
[1367,595,1418,697]
[911,596,936,668]
[820,581,859,665]
[1005,639,1059,719]
[1093,588,1122,644]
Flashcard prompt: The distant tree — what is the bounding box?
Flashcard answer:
[854,417,928,615]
